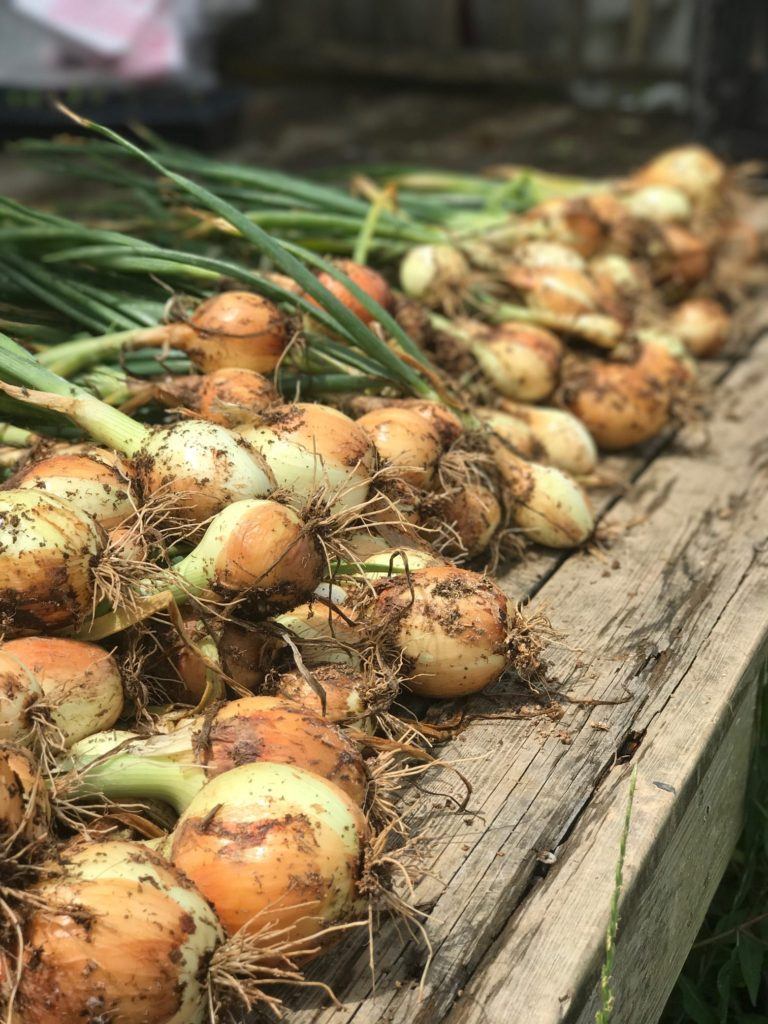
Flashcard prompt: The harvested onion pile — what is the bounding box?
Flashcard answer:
[0,118,762,1021]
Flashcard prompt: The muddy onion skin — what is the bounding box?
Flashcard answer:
[0,743,50,849]
[356,406,442,489]
[0,638,123,747]
[399,244,470,306]
[9,446,135,530]
[424,484,503,559]
[490,443,594,548]
[472,322,563,401]
[177,499,323,615]
[0,490,104,636]
[183,368,279,427]
[7,840,223,1024]
[169,762,367,940]
[348,397,464,450]
[669,298,731,358]
[179,290,288,373]
[481,406,598,476]
[133,420,276,526]
[370,566,510,698]
[196,695,367,803]
[309,260,394,323]
[239,403,377,511]
[273,665,370,724]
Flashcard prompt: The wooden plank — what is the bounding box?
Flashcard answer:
[283,330,768,1023]
[444,614,767,1024]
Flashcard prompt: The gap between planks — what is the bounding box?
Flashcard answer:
[284,319,768,1024]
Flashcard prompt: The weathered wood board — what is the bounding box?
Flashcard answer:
[280,323,768,1024]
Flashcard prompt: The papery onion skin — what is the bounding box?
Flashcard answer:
[621,184,693,224]
[670,297,731,358]
[483,405,598,476]
[276,601,364,668]
[133,420,276,526]
[273,664,370,724]
[631,144,727,202]
[178,499,323,615]
[169,762,367,940]
[239,403,376,512]
[9,446,135,530]
[0,490,104,636]
[199,695,367,803]
[2,637,123,747]
[424,483,502,558]
[179,290,288,373]
[7,840,223,1024]
[505,265,601,319]
[372,566,509,698]
[357,406,443,489]
[399,244,470,306]
[655,224,712,289]
[189,368,279,427]
[0,743,50,849]
[0,651,42,744]
[473,322,563,401]
[348,397,463,449]
[490,443,594,548]
[310,260,394,323]
[508,240,586,271]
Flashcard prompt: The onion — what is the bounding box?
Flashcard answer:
[273,664,371,724]
[399,244,470,307]
[490,441,594,548]
[621,184,693,223]
[471,322,563,401]
[171,498,323,616]
[8,839,223,1024]
[561,342,685,450]
[162,368,279,428]
[275,601,364,668]
[0,743,50,851]
[589,253,651,318]
[238,403,376,512]
[634,327,698,382]
[522,197,608,257]
[169,762,367,939]
[654,224,711,288]
[481,406,598,476]
[369,566,512,697]
[357,406,442,488]
[507,240,586,271]
[170,290,288,373]
[631,144,726,202]
[505,264,601,318]
[8,446,135,530]
[348,397,464,449]
[0,637,123,748]
[669,298,731,357]
[308,259,394,323]
[0,490,105,636]
[423,483,502,558]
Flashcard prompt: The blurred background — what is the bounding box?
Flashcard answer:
[0,0,765,187]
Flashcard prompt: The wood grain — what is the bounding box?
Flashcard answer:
[282,332,768,1023]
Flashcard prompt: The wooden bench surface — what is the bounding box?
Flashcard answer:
[283,308,768,1024]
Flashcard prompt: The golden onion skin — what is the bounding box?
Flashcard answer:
[310,260,394,324]
[179,290,288,373]
[194,367,279,426]
[0,743,50,850]
[8,840,222,1024]
[473,322,563,401]
[274,664,369,723]
[357,406,443,489]
[372,566,510,698]
[170,762,367,941]
[200,695,367,804]
[0,490,104,636]
[10,447,135,530]
[670,298,731,358]
[2,637,123,746]
[424,483,502,558]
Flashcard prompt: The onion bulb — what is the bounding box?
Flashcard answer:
[631,144,726,202]
[169,762,367,939]
[399,244,470,307]
[621,184,693,224]
[308,259,394,323]
[273,664,371,724]
[0,743,50,852]
[481,406,598,476]
[654,224,711,288]
[8,446,135,530]
[490,442,594,548]
[348,397,464,449]
[0,637,123,748]
[0,489,105,636]
[275,601,364,668]
[507,240,586,271]
[238,403,376,511]
[357,406,443,488]
[7,839,223,1024]
[171,498,323,616]
[162,368,279,428]
[589,253,651,319]
[423,483,503,558]
[669,297,731,357]
[472,322,563,401]
[171,290,288,373]
[369,566,512,698]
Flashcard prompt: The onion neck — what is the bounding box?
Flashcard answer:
[69,748,206,815]
[41,325,175,377]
